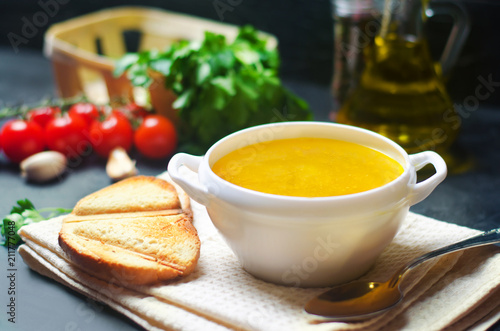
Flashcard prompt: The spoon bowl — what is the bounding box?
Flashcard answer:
[305,281,402,321]
[304,228,500,321]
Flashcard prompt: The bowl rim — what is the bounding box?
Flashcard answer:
[198,121,414,213]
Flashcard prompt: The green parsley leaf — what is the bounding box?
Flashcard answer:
[113,53,140,77]
[1,199,72,247]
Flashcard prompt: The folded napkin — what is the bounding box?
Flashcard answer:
[18,174,500,331]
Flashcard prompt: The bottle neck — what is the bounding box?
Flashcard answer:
[333,0,385,18]
[380,0,428,41]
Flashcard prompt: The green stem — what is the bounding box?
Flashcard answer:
[0,107,24,119]
[37,207,73,219]
[0,95,90,120]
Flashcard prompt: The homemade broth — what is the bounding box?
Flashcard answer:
[211,138,403,197]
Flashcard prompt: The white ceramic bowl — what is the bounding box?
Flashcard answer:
[168,122,447,287]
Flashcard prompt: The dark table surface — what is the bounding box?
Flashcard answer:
[0,46,499,330]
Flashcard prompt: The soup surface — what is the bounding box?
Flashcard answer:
[211,138,403,197]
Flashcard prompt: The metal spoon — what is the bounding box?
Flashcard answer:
[304,228,500,321]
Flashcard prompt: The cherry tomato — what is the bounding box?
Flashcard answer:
[45,113,90,158]
[134,115,177,159]
[125,103,150,120]
[0,119,45,163]
[68,102,100,127]
[27,106,60,128]
[89,110,133,158]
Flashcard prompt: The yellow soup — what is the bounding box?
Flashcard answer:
[211,138,404,197]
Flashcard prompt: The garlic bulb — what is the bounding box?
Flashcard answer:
[20,151,67,183]
[106,147,138,181]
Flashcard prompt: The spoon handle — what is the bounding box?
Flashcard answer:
[389,228,500,287]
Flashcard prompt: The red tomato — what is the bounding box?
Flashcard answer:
[68,102,100,127]
[45,113,90,158]
[27,106,60,128]
[89,110,133,158]
[134,115,177,159]
[0,119,45,163]
[125,103,150,120]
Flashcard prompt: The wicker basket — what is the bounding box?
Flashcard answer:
[44,6,276,122]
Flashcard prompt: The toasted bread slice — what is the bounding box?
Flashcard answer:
[72,176,183,216]
[59,213,200,285]
[58,175,200,285]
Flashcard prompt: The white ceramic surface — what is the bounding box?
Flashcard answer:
[168,122,447,287]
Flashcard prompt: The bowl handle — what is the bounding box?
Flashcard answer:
[407,151,448,206]
[168,153,211,206]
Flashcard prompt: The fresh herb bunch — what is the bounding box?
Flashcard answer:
[115,25,313,153]
[1,199,71,246]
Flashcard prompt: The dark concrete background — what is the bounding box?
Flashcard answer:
[0,0,499,105]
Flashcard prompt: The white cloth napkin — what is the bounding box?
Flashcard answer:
[18,175,500,331]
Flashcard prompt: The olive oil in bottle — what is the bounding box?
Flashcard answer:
[337,33,460,154]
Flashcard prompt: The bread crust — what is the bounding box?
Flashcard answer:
[72,176,183,216]
[59,214,200,285]
[58,176,199,285]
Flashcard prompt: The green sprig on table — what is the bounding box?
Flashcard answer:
[0,95,89,120]
[114,25,313,153]
[1,199,71,246]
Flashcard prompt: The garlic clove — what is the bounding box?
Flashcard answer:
[106,147,138,181]
[20,151,67,183]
